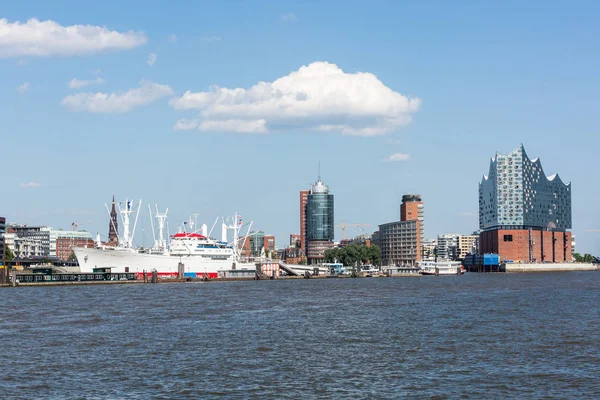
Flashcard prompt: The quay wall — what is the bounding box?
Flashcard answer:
[505,263,598,273]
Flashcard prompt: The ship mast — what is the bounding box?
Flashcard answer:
[116,198,142,249]
[155,206,168,252]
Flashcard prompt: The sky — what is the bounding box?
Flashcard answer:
[1,0,599,254]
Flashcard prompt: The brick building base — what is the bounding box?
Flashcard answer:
[480,229,572,263]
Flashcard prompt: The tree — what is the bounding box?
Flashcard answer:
[583,253,594,263]
[68,252,77,262]
[323,244,381,267]
[4,247,15,261]
[368,245,381,266]
[573,252,583,262]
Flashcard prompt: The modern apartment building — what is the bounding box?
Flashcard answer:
[239,231,276,258]
[375,220,420,267]
[421,239,437,261]
[7,225,95,260]
[457,234,479,259]
[436,234,459,261]
[400,194,424,244]
[9,225,51,258]
[373,194,424,267]
[479,144,572,262]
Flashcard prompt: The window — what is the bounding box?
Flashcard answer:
[503,235,513,242]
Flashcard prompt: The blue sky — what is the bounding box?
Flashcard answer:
[1,0,599,254]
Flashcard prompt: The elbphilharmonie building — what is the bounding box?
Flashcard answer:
[478,145,573,262]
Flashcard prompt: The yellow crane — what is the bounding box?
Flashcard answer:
[335,221,370,240]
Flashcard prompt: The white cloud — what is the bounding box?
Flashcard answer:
[61,81,173,113]
[199,119,267,133]
[68,77,105,89]
[281,13,298,22]
[201,36,221,42]
[0,18,147,58]
[20,181,41,188]
[170,61,421,135]
[168,34,177,42]
[147,52,157,67]
[173,119,199,131]
[17,82,30,94]
[384,153,411,162]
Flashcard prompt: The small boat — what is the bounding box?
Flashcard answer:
[359,265,381,277]
[419,261,465,276]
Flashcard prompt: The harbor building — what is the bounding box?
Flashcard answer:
[373,194,424,267]
[478,144,572,262]
[305,178,334,265]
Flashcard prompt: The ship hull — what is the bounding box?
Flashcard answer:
[73,247,256,279]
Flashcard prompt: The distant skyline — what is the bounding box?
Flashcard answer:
[1,1,599,254]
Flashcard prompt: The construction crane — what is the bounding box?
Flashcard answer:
[335,221,370,240]
[71,222,92,231]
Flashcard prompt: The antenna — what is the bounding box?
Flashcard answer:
[318,160,321,181]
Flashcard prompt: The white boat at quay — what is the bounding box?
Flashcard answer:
[419,261,465,276]
[73,199,256,279]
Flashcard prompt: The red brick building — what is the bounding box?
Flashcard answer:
[56,237,95,261]
[480,229,572,263]
[238,232,276,258]
[299,190,309,253]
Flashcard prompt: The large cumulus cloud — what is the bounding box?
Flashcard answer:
[169,62,421,136]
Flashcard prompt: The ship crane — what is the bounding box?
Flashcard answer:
[335,222,370,240]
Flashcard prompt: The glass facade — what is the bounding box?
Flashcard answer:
[479,145,571,231]
[306,193,334,241]
[249,231,265,257]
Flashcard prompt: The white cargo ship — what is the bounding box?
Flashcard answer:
[74,199,256,279]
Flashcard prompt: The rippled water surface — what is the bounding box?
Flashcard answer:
[1,272,599,399]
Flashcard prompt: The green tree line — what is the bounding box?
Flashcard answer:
[573,252,596,263]
[324,244,381,267]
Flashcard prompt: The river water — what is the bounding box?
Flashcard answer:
[1,272,599,399]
